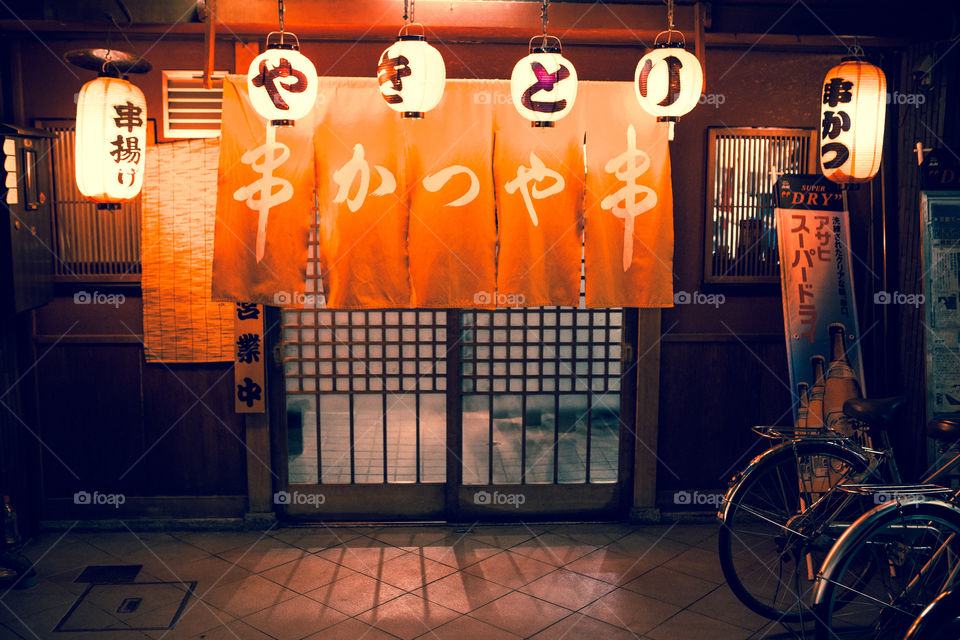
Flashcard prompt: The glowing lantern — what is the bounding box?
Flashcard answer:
[510,37,577,128]
[247,35,318,126]
[75,76,147,206]
[819,57,886,184]
[634,43,703,140]
[377,27,445,119]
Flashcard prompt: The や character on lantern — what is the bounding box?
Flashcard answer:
[634,40,703,141]
[75,75,147,207]
[819,57,886,184]
[377,25,446,119]
[247,33,318,126]
[510,36,577,128]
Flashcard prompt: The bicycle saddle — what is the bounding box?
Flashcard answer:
[927,416,960,442]
[842,396,904,430]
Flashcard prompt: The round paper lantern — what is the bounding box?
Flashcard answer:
[634,43,703,140]
[247,42,318,126]
[510,39,577,128]
[377,34,446,118]
[819,57,886,184]
[75,75,147,205]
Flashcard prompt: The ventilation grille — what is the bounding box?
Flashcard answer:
[162,71,226,139]
[705,127,817,284]
[45,126,141,281]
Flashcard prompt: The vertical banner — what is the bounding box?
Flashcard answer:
[920,191,960,416]
[212,77,314,305]
[582,81,674,307]
[315,77,410,308]
[404,80,498,307]
[493,89,584,307]
[234,302,265,413]
[776,175,865,427]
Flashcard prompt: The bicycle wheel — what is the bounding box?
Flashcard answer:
[814,500,960,640]
[719,440,873,621]
[904,589,960,640]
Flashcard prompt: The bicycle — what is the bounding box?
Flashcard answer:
[718,398,960,623]
[902,588,960,640]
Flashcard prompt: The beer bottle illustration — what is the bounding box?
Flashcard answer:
[807,356,826,430]
[796,382,810,429]
[823,323,861,436]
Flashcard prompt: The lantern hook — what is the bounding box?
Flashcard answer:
[265,30,300,50]
[529,35,562,54]
[398,22,426,40]
[654,29,686,47]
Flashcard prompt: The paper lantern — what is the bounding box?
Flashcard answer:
[247,43,318,126]
[75,76,147,205]
[377,34,445,118]
[510,39,578,128]
[634,43,703,140]
[819,58,886,184]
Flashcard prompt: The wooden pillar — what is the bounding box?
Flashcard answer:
[631,308,662,522]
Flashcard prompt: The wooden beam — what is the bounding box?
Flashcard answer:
[202,0,217,89]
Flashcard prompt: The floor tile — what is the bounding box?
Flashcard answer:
[519,568,615,610]
[315,543,408,575]
[302,617,401,640]
[417,614,522,640]
[171,531,263,556]
[689,584,772,631]
[139,600,233,639]
[201,574,298,618]
[371,551,458,591]
[187,619,273,639]
[241,594,348,640]
[662,547,727,584]
[259,553,355,594]
[530,612,645,640]
[365,527,453,550]
[416,535,502,569]
[469,591,572,638]
[508,532,598,566]
[622,566,717,606]
[216,537,306,574]
[462,550,555,589]
[413,571,510,614]
[355,593,460,640]
[580,587,680,634]
[564,547,657,586]
[269,528,365,552]
[646,610,754,640]
[306,572,405,616]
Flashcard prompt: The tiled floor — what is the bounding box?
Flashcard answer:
[0,523,798,639]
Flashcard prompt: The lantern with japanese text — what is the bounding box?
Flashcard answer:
[510,37,578,128]
[819,57,886,184]
[377,26,446,119]
[247,33,318,126]
[634,41,703,141]
[75,75,147,206]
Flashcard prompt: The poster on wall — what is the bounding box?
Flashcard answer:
[921,191,960,416]
[776,174,865,429]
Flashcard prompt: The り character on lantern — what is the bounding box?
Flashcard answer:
[634,42,703,140]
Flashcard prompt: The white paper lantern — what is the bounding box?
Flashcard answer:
[634,43,703,140]
[75,76,147,205]
[377,34,445,118]
[247,43,318,125]
[510,40,577,128]
[819,58,886,184]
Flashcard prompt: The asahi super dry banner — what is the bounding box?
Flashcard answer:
[776,174,865,429]
[213,76,674,308]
